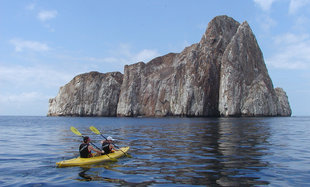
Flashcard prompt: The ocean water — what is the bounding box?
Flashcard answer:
[0,116,310,186]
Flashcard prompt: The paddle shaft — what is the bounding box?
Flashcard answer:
[87,139,101,150]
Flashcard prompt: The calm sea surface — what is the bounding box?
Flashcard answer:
[0,116,310,186]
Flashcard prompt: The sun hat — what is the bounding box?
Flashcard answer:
[107,136,115,141]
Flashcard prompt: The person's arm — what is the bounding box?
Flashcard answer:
[110,144,118,151]
[89,145,104,154]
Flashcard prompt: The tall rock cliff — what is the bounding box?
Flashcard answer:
[47,15,292,117]
[117,16,240,116]
[218,21,291,116]
[48,71,123,116]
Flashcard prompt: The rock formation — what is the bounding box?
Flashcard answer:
[218,21,287,116]
[275,88,291,116]
[47,71,123,116]
[117,16,240,117]
[47,15,292,117]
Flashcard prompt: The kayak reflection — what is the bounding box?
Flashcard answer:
[78,167,155,185]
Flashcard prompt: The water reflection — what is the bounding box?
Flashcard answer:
[113,118,271,186]
[216,118,270,186]
[78,167,156,186]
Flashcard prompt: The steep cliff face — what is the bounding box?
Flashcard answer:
[218,21,291,116]
[117,16,240,116]
[48,71,123,116]
[219,22,276,116]
[275,87,292,116]
[48,15,292,117]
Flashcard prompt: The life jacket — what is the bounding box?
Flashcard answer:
[102,142,111,154]
[79,143,91,158]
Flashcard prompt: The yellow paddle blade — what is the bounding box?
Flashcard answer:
[70,126,82,136]
[89,126,101,135]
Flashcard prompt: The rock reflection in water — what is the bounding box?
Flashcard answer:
[112,118,271,186]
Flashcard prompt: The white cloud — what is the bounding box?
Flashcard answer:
[109,43,160,64]
[10,38,50,52]
[266,33,310,69]
[0,92,48,103]
[25,5,57,31]
[133,49,160,63]
[37,10,58,21]
[267,54,308,69]
[289,0,310,14]
[0,65,73,88]
[49,44,160,74]
[253,0,277,11]
[0,64,74,115]
[0,91,51,115]
[0,43,160,90]
[274,33,309,45]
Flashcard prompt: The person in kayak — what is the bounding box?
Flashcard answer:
[79,136,104,158]
[101,136,117,155]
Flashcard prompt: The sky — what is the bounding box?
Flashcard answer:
[1,0,310,116]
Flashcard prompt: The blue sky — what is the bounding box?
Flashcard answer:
[1,0,310,116]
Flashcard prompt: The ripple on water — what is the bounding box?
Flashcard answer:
[1,116,310,186]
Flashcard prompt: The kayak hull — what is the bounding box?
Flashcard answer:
[56,146,129,167]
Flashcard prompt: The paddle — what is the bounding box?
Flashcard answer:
[70,126,117,161]
[89,126,132,158]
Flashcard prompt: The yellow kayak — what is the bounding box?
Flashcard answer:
[56,146,130,167]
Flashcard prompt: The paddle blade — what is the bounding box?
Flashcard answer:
[70,126,82,136]
[89,126,101,135]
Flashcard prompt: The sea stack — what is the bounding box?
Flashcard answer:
[47,15,292,117]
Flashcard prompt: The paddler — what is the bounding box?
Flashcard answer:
[101,136,117,154]
[79,136,104,158]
